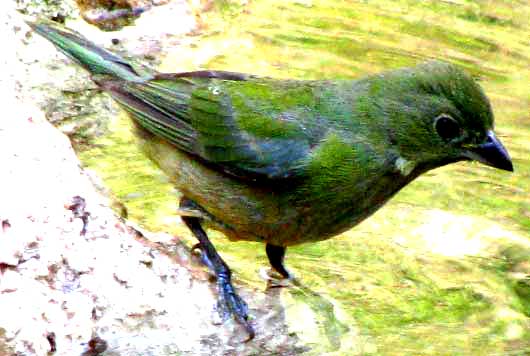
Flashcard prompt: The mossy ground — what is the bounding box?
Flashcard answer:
[80,0,529,354]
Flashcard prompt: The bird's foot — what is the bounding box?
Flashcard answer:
[216,275,255,341]
[259,267,293,288]
[189,240,254,341]
[264,243,292,288]
[181,202,254,341]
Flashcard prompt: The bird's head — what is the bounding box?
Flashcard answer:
[365,60,513,175]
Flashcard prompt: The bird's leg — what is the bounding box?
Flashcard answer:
[180,198,254,341]
[265,243,291,279]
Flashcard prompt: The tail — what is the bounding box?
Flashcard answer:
[27,20,146,82]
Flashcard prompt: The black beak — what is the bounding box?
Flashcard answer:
[465,131,514,172]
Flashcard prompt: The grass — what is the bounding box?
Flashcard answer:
[76,0,530,354]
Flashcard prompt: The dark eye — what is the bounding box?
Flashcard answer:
[434,114,461,142]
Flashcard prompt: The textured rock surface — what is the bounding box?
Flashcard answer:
[2,1,311,354]
[0,104,302,354]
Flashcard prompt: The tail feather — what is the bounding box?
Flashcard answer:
[28,20,145,82]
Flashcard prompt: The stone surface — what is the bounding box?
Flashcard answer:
[2,1,312,354]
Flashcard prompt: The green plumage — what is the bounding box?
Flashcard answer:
[28,21,513,248]
[29,20,515,337]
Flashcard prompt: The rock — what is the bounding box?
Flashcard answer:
[1,2,309,354]
[16,0,196,148]
[15,0,79,22]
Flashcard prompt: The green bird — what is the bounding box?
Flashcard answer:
[29,21,513,339]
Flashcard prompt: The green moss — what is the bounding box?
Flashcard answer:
[479,246,530,317]
[400,20,499,53]
[458,7,518,28]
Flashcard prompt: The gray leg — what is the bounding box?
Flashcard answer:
[180,198,254,340]
[266,243,291,279]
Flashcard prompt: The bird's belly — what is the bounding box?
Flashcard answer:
[135,129,300,243]
[134,127,417,247]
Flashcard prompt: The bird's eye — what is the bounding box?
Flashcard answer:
[434,114,461,142]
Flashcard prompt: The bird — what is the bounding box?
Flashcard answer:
[29,20,513,340]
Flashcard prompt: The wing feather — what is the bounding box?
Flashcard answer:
[101,71,324,181]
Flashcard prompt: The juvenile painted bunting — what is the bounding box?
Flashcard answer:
[29,21,513,339]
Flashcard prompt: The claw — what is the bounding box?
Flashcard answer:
[260,267,293,288]
[216,274,255,341]
[242,321,255,342]
[191,243,202,253]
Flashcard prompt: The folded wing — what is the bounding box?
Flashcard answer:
[101,71,324,181]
